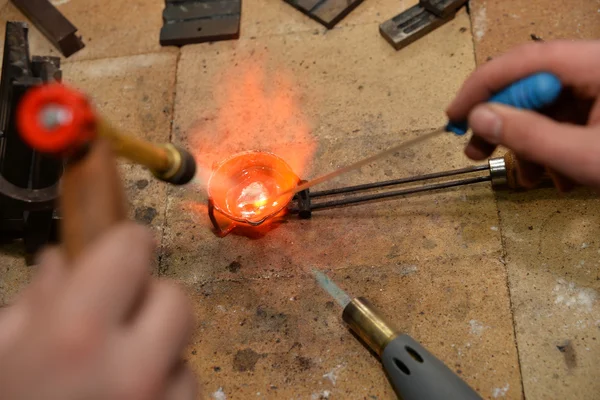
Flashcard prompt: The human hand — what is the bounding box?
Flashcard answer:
[446,40,600,190]
[0,223,196,400]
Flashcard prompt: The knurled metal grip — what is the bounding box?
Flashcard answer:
[488,157,508,189]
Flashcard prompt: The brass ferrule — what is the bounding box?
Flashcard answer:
[152,143,182,181]
[96,119,181,179]
[342,297,398,357]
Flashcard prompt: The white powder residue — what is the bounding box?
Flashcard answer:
[399,264,418,276]
[492,384,509,398]
[212,387,226,400]
[473,3,488,41]
[311,390,331,399]
[554,279,597,312]
[490,226,498,231]
[469,319,488,336]
[50,0,70,5]
[323,364,345,385]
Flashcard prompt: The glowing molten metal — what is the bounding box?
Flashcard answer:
[207,151,299,231]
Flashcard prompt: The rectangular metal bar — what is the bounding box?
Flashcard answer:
[9,0,85,57]
[379,5,454,51]
[163,1,239,20]
[160,0,241,46]
[284,0,364,29]
[420,0,467,18]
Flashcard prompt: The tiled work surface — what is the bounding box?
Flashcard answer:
[166,6,522,398]
[469,1,600,398]
[469,0,600,64]
[0,0,597,399]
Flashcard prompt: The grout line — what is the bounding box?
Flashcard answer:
[495,199,526,400]
[156,47,182,276]
[59,49,179,66]
[178,252,498,288]
[466,6,526,398]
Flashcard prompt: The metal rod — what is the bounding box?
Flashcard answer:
[310,164,489,198]
[282,127,445,196]
[97,120,172,173]
[301,175,491,211]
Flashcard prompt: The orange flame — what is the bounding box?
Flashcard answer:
[188,59,316,187]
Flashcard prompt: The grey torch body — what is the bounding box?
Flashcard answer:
[382,334,481,400]
[342,298,482,400]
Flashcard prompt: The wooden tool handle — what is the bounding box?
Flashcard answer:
[60,138,127,261]
[503,152,558,190]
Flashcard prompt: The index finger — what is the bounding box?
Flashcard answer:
[446,40,600,121]
[62,222,155,324]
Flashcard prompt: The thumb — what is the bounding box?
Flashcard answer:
[468,104,600,187]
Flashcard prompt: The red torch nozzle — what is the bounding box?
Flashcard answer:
[17,83,97,155]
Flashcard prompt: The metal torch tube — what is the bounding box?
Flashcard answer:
[97,119,182,181]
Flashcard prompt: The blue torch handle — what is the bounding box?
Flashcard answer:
[446,72,562,135]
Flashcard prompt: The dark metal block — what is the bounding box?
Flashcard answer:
[379,5,454,51]
[0,21,63,256]
[420,0,467,18]
[284,0,364,29]
[9,0,85,57]
[160,0,241,46]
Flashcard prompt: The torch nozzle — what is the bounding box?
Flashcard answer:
[342,297,398,357]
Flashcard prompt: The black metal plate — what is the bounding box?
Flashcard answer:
[420,0,467,18]
[284,0,364,29]
[379,5,454,51]
[160,0,241,46]
[10,0,85,57]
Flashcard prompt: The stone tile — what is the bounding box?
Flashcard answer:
[160,128,503,284]
[497,189,600,399]
[0,1,7,13]
[183,254,520,399]
[0,248,33,306]
[174,10,475,168]
[61,53,178,232]
[470,0,600,64]
[0,0,176,63]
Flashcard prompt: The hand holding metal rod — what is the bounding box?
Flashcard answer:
[285,73,562,197]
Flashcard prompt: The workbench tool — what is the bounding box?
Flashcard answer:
[288,152,538,214]
[283,73,562,197]
[10,0,85,57]
[160,0,241,47]
[284,0,365,29]
[0,22,63,256]
[313,269,482,400]
[420,0,468,18]
[16,83,197,259]
[380,4,455,51]
[17,83,196,186]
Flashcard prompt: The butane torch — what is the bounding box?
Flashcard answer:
[313,269,482,400]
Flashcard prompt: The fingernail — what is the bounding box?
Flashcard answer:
[469,106,502,144]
